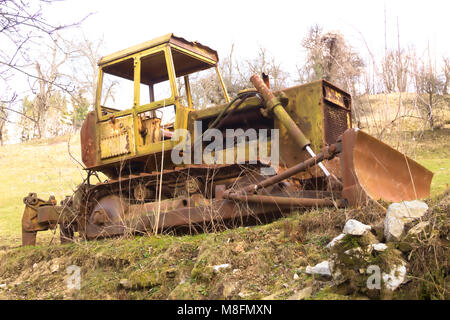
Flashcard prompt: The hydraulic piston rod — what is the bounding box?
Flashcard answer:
[223,143,341,198]
[250,74,330,177]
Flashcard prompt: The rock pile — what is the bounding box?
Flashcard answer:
[303,200,430,299]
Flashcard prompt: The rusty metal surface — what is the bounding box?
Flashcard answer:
[122,199,295,235]
[21,193,60,246]
[250,74,310,150]
[323,84,348,109]
[83,196,275,239]
[225,143,340,197]
[36,206,60,225]
[98,34,219,68]
[323,103,349,145]
[22,230,37,246]
[99,114,135,159]
[224,194,343,207]
[80,111,97,168]
[341,128,433,205]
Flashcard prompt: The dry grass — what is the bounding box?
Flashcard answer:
[356,92,450,137]
[0,133,86,247]
[0,207,355,300]
[0,93,448,299]
[398,190,450,299]
[0,192,447,300]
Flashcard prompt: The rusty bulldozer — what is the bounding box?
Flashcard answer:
[21,34,433,246]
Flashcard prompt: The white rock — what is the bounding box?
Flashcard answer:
[372,243,388,251]
[50,264,59,273]
[382,263,407,291]
[388,200,428,219]
[326,233,345,249]
[305,261,332,277]
[0,283,6,289]
[293,273,299,280]
[343,219,371,235]
[213,264,231,272]
[232,269,240,274]
[384,217,404,242]
[384,201,428,241]
[32,263,38,270]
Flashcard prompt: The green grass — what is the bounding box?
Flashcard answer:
[0,127,448,248]
[414,130,450,196]
[0,215,338,300]
[0,134,85,247]
[394,129,450,196]
[0,115,448,299]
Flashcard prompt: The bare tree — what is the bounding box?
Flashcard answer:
[189,44,246,108]
[189,68,228,108]
[443,57,450,95]
[69,89,90,129]
[27,41,73,138]
[1,0,89,96]
[299,24,364,95]
[237,46,289,91]
[0,103,8,145]
[67,35,104,106]
[218,43,244,97]
[411,53,445,130]
[380,19,411,93]
[189,44,290,109]
[381,49,411,93]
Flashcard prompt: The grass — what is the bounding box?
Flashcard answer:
[0,134,85,247]
[356,92,450,135]
[0,194,445,300]
[0,128,447,248]
[380,128,450,196]
[409,129,450,195]
[0,96,448,299]
[0,209,356,300]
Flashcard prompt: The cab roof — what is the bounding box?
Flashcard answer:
[98,34,219,85]
[98,33,218,67]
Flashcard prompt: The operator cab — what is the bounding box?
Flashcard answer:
[96,34,229,137]
[89,34,229,169]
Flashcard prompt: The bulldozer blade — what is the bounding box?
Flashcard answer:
[341,128,433,206]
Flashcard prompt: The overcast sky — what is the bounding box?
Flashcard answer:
[47,0,449,77]
[3,0,449,143]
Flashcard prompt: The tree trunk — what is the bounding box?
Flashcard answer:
[428,92,434,130]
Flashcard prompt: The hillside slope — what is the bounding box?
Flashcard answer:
[0,135,84,248]
[0,192,448,300]
[0,127,448,300]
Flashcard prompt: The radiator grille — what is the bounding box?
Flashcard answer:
[324,104,349,144]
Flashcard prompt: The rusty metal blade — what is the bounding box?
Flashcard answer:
[341,129,433,206]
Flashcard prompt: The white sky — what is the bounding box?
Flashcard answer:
[47,0,449,76]
[3,0,449,143]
